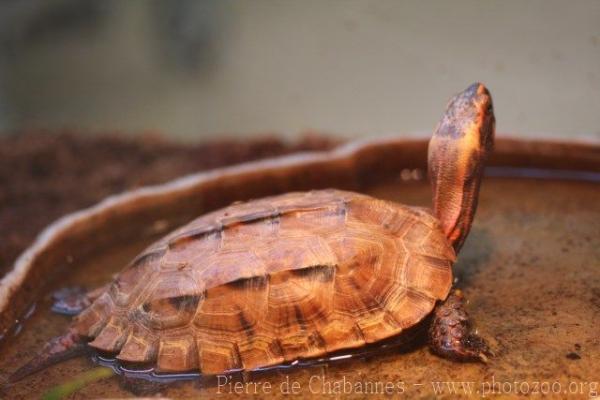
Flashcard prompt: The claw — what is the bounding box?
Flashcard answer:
[428,291,493,363]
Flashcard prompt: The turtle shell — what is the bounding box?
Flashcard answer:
[74,189,455,374]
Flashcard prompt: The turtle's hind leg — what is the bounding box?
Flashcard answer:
[8,327,89,383]
[428,290,493,362]
[52,285,108,316]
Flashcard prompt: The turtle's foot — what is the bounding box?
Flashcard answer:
[52,285,107,316]
[428,290,493,362]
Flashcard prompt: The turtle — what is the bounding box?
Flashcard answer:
[10,82,495,382]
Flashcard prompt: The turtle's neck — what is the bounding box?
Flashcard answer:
[428,83,495,253]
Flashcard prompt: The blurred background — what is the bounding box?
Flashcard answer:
[0,0,598,141]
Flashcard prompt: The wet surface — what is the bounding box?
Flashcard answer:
[0,175,599,399]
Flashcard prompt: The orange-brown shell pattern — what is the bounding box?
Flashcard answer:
[74,189,455,374]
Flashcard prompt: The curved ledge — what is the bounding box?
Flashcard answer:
[0,135,598,337]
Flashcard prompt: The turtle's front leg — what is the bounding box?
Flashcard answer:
[428,290,492,362]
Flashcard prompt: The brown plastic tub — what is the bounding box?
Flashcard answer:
[0,135,598,398]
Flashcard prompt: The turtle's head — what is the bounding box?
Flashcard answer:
[428,83,495,253]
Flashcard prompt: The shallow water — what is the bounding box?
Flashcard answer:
[1,175,599,399]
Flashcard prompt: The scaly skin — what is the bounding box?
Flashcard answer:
[428,290,493,362]
[428,82,495,252]
[427,82,495,360]
[8,327,88,383]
